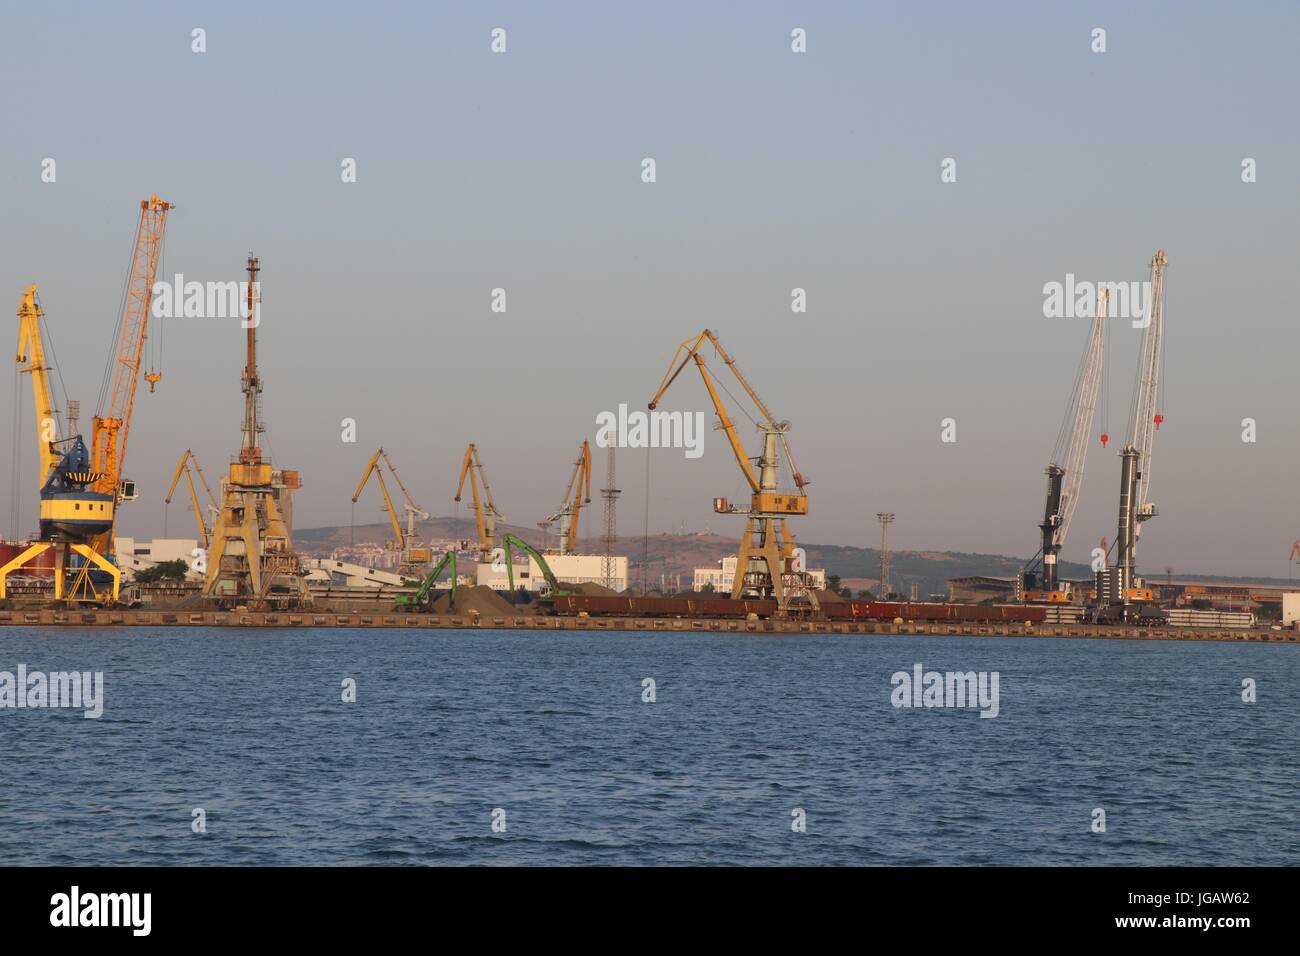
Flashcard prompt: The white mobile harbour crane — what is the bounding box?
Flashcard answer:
[1019,288,1109,604]
[1095,250,1168,625]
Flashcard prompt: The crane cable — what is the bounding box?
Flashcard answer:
[147,244,165,382]
[35,292,73,437]
[641,445,650,595]
[1102,307,1110,443]
[94,219,138,417]
[1157,266,1168,425]
[1048,301,1102,467]
[9,369,22,538]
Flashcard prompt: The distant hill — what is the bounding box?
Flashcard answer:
[294,517,1295,596]
[292,516,1082,597]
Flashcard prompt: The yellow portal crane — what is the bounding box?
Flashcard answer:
[165,450,218,549]
[455,443,505,561]
[1,196,172,605]
[648,329,816,614]
[352,448,432,575]
[0,286,122,601]
[542,441,592,555]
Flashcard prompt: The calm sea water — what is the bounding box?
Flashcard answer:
[0,627,1295,866]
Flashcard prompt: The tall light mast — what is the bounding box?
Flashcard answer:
[600,445,620,589]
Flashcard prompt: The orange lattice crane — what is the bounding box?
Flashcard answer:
[88,195,173,558]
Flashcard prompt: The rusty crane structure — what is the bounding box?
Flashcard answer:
[202,254,308,607]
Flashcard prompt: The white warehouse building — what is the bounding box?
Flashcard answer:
[115,537,200,578]
[477,553,628,593]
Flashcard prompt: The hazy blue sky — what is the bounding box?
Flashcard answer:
[2,1,1297,578]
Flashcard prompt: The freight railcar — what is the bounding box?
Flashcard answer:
[550,595,1045,624]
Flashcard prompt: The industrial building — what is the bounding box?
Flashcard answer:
[949,573,1296,619]
[303,558,408,589]
[477,553,628,593]
[114,537,200,578]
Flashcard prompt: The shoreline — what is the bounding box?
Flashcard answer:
[1,607,1296,644]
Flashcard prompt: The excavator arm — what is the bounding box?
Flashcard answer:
[502,533,574,598]
[396,550,456,609]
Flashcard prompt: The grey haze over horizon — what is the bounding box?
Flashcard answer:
[2,1,1297,580]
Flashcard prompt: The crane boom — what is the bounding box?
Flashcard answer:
[652,332,761,493]
[165,449,218,548]
[380,449,429,529]
[353,448,405,550]
[564,440,592,554]
[698,330,809,491]
[1129,249,1167,515]
[352,448,432,572]
[16,286,59,484]
[1054,289,1107,551]
[1021,290,1107,602]
[455,444,504,560]
[90,195,172,550]
[1097,249,1168,623]
[543,441,593,554]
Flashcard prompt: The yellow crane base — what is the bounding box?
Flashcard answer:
[0,542,121,603]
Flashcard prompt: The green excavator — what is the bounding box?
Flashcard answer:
[501,533,578,601]
[396,550,456,611]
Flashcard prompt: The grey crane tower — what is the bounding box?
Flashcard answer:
[1096,250,1167,623]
